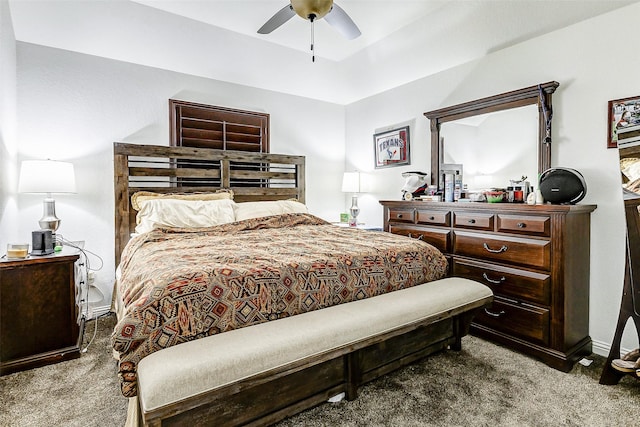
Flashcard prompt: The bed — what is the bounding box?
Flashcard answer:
[111,142,489,426]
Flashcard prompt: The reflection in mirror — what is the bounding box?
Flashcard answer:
[441,105,538,191]
[621,156,640,194]
[619,146,640,316]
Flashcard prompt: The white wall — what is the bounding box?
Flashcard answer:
[15,43,346,312]
[0,0,18,250]
[345,3,640,355]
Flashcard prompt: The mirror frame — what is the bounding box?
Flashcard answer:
[620,144,640,314]
[424,81,559,189]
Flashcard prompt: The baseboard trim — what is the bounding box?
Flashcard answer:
[591,338,632,359]
[85,304,111,320]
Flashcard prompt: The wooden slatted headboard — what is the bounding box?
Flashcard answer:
[113,142,305,266]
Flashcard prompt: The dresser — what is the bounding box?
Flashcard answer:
[380,200,597,371]
[1,249,85,375]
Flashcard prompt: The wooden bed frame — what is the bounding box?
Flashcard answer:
[113,142,490,426]
[113,142,305,266]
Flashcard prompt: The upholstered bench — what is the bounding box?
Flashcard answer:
[130,277,492,427]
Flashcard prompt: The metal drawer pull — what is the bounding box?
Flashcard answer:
[468,219,476,224]
[482,273,506,284]
[484,308,506,318]
[517,222,526,228]
[429,216,435,220]
[483,243,508,253]
[397,214,403,218]
[407,233,423,240]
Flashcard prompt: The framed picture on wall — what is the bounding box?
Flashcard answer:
[608,96,640,149]
[373,126,410,168]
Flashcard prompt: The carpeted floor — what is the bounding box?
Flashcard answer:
[1,313,639,426]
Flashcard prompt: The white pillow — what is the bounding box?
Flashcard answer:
[135,198,236,234]
[131,189,233,211]
[233,200,308,221]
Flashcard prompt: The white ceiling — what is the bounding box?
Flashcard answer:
[8,0,638,104]
[131,0,450,62]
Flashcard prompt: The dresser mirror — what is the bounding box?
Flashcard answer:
[424,81,559,191]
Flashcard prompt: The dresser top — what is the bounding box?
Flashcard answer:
[379,200,597,214]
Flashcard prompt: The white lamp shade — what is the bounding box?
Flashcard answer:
[18,160,77,194]
[342,171,361,193]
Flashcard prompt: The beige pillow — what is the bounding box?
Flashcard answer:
[135,198,236,234]
[234,200,308,221]
[621,158,640,182]
[131,189,233,211]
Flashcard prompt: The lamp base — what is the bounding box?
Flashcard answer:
[349,195,360,227]
[39,197,61,233]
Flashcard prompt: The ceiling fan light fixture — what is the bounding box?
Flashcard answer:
[257,0,360,50]
[291,0,333,20]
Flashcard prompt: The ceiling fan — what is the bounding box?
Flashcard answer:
[258,0,361,61]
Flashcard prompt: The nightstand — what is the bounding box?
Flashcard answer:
[1,246,85,375]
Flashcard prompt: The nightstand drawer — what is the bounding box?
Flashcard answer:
[475,296,549,346]
[388,208,414,224]
[497,214,551,237]
[416,210,450,226]
[453,211,494,231]
[452,259,550,305]
[453,231,551,270]
[389,225,450,253]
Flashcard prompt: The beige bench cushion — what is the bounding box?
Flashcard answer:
[137,277,492,412]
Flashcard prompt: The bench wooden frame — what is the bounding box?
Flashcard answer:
[132,279,492,426]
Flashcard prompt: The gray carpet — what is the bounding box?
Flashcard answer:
[1,313,639,426]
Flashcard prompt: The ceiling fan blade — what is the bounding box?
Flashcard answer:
[258,4,296,34]
[324,3,361,40]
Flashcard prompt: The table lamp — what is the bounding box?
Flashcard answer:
[18,160,77,234]
[342,171,361,226]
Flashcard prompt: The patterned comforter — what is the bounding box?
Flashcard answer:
[112,213,448,397]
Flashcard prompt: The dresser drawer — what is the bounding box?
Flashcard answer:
[453,211,494,231]
[388,208,414,224]
[416,210,450,226]
[497,214,551,237]
[389,225,450,253]
[453,231,551,270]
[475,296,550,346]
[452,259,551,305]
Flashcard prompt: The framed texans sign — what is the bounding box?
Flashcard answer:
[373,125,410,169]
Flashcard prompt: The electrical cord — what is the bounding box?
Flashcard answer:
[81,312,112,353]
[57,235,106,353]
[82,314,99,353]
[59,235,104,272]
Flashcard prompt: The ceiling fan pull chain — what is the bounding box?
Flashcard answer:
[310,14,315,62]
